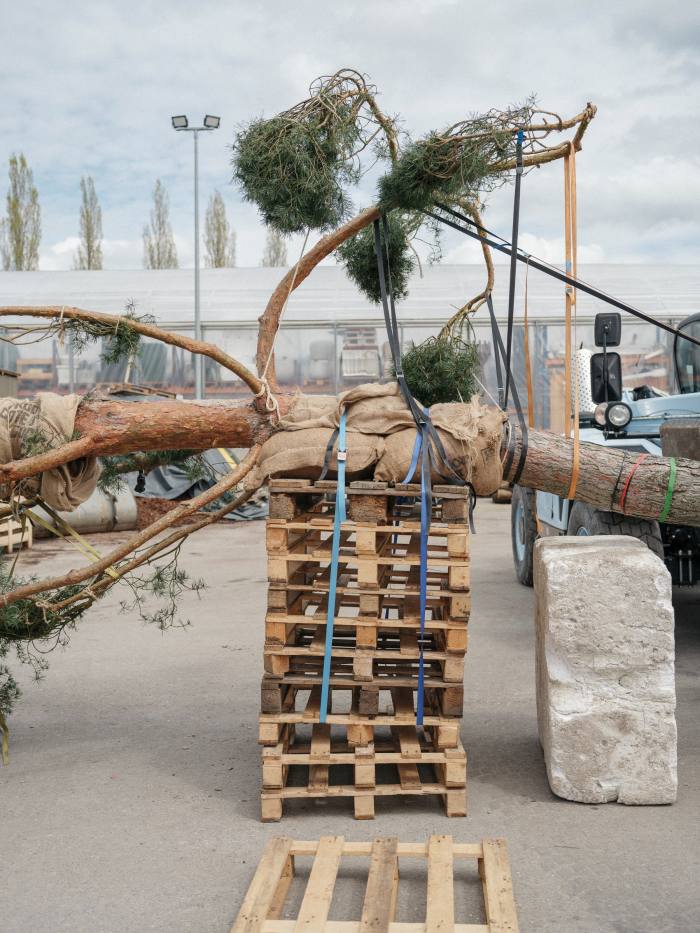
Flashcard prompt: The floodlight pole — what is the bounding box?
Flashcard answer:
[193,128,202,399]
[172,116,220,399]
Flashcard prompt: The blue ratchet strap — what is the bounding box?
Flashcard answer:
[416,420,431,725]
[401,407,429,483]
[319,408,347,723]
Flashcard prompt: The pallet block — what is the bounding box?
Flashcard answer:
[231,835,519,932]
[258,684,462,749]
[260,723,467,821]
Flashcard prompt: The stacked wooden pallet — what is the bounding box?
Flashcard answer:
[260,477,471,820]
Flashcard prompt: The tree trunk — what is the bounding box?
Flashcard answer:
[504,424,700,528]
[2,395,697,528]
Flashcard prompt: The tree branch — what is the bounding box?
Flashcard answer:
[0,306,264,395]
[1,446,261,609]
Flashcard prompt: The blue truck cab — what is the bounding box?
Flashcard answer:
[511,313,700,587]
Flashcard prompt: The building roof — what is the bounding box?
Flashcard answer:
[0,264,697,328]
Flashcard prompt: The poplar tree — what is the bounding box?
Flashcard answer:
[204,190,236,267]
[0,153,41,271]
[143,180,178,269]
[74,176,103,270]
[261,228,287,267]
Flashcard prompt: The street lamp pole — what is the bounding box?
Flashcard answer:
[171,113,221,400]
[193,128,201,399]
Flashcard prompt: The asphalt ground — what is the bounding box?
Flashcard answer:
[2,501,699,932]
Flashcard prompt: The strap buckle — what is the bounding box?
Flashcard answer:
[337,450,347,462]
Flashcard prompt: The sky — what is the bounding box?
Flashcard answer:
[1,0,698,271]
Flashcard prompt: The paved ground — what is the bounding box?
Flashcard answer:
[2,501,699,932]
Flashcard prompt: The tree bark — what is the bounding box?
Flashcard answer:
[2,394,696,528]
[504,424,700,528]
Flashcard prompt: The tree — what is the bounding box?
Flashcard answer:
[143,180,178,269]
[204,190,236,267]
[2,70,696,724]
[74,177,103,270]
[261,228,287,267]
[0,154,41,271]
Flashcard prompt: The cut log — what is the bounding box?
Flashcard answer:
[503,423,700,528]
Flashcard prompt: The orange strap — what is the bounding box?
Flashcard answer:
[523,257,535,428]
[565,145,579,500]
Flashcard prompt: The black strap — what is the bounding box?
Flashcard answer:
[374,216,476,530]
[487,294,528,485]
[423,204,700,351]
[318,426,340,481]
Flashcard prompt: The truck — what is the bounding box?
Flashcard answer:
[511,311,700,587]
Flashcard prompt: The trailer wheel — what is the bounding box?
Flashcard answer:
[567,501,664,559]
[511,485,537,587]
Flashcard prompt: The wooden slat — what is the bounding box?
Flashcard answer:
[263,924,488,932]
[288,841,483,859]
[231,837,294,932]
[360,837,399,931]
[480,840,519,933]
[294,835,345,930]
[426,835,454,932]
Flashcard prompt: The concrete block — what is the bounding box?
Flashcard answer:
[534,535,677,805]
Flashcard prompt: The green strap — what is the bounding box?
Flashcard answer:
[658,457,677,523]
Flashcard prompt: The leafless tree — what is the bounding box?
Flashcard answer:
[204,190,236,268]
[74,177,103,270]
[0,154,41,271]
[143,179,178,269]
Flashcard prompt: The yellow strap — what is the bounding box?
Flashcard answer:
[0,710,9,765]
[29,503,119,580]
[217,447,239,470]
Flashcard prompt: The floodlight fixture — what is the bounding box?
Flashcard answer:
[171,115,188,130]
[203,114,220,129]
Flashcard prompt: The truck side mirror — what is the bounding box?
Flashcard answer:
[594,312,622,347]
[590,351,623,403]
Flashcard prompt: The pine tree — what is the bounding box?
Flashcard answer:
[143,180,178,269]
[74,176,103,270]
[261,228,288,267]
[0,153,41,271]
[204,190,236,268]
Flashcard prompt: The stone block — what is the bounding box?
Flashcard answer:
[534,535,677,805]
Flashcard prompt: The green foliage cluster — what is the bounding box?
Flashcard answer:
[97,449,202,495]
[65,305,154,366]
[398,334,480,408]
[337,212,414,304]
[379,118,517,213]
[233,111,361,234]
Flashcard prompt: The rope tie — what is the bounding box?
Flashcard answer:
[253,377,280,421]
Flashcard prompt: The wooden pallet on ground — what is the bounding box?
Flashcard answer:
[259,684,461,748]
[231,834,519,932]
[261,723,467,821]
[0,513,32,553]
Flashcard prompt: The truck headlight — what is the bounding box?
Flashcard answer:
[593,403,608,426]
[605,402,632,429]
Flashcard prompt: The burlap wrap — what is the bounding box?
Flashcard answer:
[246,382,506,495]
[0,393,100,510]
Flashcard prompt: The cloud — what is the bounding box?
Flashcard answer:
[1,1,698,270]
